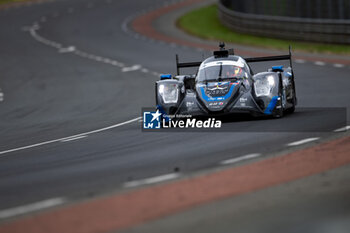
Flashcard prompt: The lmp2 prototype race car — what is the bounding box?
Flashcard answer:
[156,43,297,118]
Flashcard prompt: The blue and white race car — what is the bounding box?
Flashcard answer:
[156,43,297,118]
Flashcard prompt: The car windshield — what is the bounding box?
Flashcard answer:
[197,65,246,82]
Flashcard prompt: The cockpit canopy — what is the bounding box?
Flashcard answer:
[196,59,249,82]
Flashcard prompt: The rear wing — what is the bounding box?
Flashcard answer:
[244,46,293,69]
[175,54,201,75]
[175,46,293,75]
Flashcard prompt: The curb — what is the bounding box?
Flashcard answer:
[0,135,349,233]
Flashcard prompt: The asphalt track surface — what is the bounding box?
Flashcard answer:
[0,0,349,231]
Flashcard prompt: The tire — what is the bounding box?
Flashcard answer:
[285,90,296,114]
[285,74,297,114]
[272,77,284,118]
[272,97,284,118]
[285,98,296,114]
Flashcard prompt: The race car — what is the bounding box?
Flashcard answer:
[155,43,297,118]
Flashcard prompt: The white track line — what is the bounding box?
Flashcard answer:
[61,135,87,142]
[333,63,345,68]
[122,64,142,72]
[0,198,66,219]
[121,14,135,34]
[314,61,325,66]
[287,137,320,146]
[220,153,261,165]
[124,173,180,188]
[25,23,159,78]
[58,45,75,53]
[334,125,350,132]
[294,59,305,64]
[24,8,170,78]
[0,117,141,157]
[109,60,124,67]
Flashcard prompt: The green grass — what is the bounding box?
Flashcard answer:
[177,4,350,55]
[0,0,27,4]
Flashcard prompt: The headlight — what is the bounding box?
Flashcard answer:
[158,83,179,104]
[254,75,275,97]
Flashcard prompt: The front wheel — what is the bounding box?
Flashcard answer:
[272,96,284,118]
[285,94,296,114]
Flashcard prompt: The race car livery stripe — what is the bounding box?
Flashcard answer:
[200,84,236,102]
[264,96,279,114]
